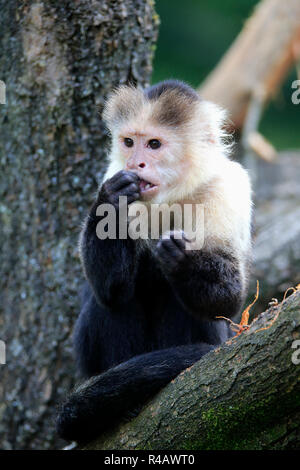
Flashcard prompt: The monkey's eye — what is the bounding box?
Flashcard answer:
[148,139,161,150]
[124,138,134,148]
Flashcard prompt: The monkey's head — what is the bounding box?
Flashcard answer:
[103,80,229,204]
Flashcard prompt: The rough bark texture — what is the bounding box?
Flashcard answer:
[252,152,300,314]
[199,0,300,129]
[83,290,300,450]
[0,0,158,450]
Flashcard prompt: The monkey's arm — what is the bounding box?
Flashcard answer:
[155,234,244,319]
[81,171,140,310]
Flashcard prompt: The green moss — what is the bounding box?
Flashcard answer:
[180,386,300,450]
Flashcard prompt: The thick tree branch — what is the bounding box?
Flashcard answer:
[199,0,300,129]
[252,152,300,311]
[83,290,300,450]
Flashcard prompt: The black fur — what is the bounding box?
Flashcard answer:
[57,343,214,443]
[57,170,244,443]
[145,79,200,102]
[145,80,200,127]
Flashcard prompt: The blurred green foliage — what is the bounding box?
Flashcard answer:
[152,0,300,149]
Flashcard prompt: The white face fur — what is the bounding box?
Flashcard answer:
[104,92,230,205]
[117,123,186,203]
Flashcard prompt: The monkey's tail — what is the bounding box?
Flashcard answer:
[56,343,215,443]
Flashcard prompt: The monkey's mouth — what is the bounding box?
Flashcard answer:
[139,179,157,193]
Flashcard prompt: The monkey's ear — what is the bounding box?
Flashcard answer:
[102,85,144,130]
[197,100,229,148]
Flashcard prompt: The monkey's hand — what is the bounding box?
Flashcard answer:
[99,170,140,207]
[155,231,189,271]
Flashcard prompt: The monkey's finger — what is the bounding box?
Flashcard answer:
[127,193,140,204]
[119,182,140,195]
[116,190,140,206]
[111,170,139,182]
[110,170,140,191]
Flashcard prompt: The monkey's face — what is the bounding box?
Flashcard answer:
[118,123,185,202]
[104,84,228,204]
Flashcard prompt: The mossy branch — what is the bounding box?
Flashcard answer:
[83,290,300,450]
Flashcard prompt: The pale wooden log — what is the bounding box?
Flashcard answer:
[247,132,278,162]
[199,0,300,128]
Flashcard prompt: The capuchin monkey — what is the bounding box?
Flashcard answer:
[57,80,252,443]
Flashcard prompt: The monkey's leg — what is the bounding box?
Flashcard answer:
[57,343,215,443]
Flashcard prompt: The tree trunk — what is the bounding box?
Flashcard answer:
[83,290,300,450]
[0,0,158,450]
[251,152,300,314]
[199,0,300,129]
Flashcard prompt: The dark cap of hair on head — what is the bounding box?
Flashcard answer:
[145,79,200,102]
[145,80,200,128]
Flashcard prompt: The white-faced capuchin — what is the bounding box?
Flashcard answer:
[57,80,252,443]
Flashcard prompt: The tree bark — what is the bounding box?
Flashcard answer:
[83,290,300,450]
[199,0,300,129]
[251,152,300,314]
[0,0,158,450]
